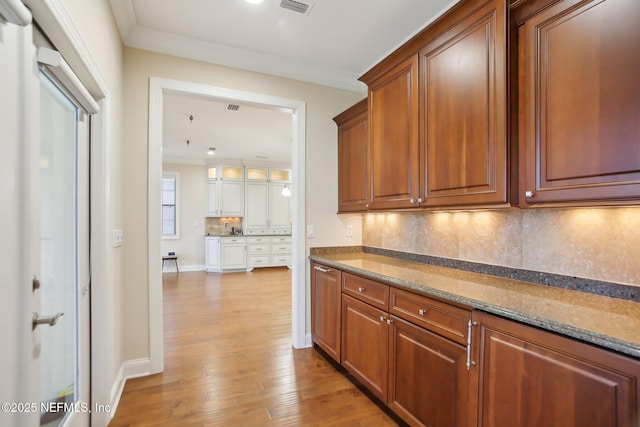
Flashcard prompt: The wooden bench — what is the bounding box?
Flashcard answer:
[162,255,179,273]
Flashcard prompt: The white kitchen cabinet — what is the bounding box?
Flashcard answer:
[270,236,292,267]
[244,166,292,233]
[205,165,245,217]
[269,182,291,229]
[221,236,246,270]
[245,181,269,228]
[246,236,271,269]
[205,236,221,272]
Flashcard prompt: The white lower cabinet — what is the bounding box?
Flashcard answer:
[221,237,246,270]
[270,236,292,267]
[206,235,290,273]
[205,236,221,272]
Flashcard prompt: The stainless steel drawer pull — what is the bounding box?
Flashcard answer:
[418,309,427,316]
[313,265,331,273]
[358,287,365,292]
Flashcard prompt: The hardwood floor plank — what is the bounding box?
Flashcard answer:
[109,268,399,426]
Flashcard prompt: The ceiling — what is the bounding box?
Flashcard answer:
[109,0,460,165]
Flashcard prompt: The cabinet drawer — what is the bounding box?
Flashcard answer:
[247,237,269,244]
[270,236,292,243]
[222,237,245,245]
[342,273,389,311]
[248,255,270,267]
[270,255,291,266]
[271,243,291,253]
[390,288,470,345]
[247,244,269,254]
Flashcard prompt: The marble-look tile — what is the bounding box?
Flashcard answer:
[620,208,640,286]
[382,212,417,253]
[362,213,384,248]
[415,212,459,259]
[456,209,523,268]
[523,208,629,285]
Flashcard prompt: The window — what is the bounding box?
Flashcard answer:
[162,173,180,239]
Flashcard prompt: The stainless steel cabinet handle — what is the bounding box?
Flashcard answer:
[525,191,534,198]
[358,287,365,292]
[387,319,394,325]
[379,316,386,322]
[418,309,427,316]
[410,198,415,203]
[32,312,64,330]
[313,265,331,273]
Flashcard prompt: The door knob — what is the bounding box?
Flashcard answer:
[32,312,64,330]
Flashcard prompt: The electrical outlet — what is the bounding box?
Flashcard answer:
[346,224,353,237]
[224,222,228,227]
[112,229,124,248]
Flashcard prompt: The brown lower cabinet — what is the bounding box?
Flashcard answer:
[476,311,640,427]
[310,262,342,363]
[389,315,470,426]
[311,262,640,426]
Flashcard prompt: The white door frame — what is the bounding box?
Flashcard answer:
[20,1,113,425]
[148,77,308,373]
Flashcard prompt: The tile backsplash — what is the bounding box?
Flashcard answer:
[362,207,640,287]
[205,217,243,236]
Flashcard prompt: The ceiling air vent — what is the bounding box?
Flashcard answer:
[280,0,314,15]
[227,104,240,111]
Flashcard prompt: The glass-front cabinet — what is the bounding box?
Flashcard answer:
[206,164,245,217]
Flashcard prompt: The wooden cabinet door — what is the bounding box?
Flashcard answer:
[334,99,369,212]
[477,312,640,427]
[341,294,389,402]
[220,180,244,217]
[388,315,470,427]
[368,55,420,210]
[419,0,507,207]
[205,237,220,271]
[221,242,246,269]
[268,182,291,228]
[205,180,219,217]
[519,0,640,206]
[245,181,268,229]
[311,262,342,363]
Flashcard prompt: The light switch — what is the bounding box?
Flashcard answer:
[307,225,315,238]
[346,225,353,237]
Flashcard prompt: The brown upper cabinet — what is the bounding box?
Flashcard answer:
[333,99,369,213]
[420,0,508,207]
[358,0,509,211]
[340,0,640,212]
[517,0,640,206]
[366,55,420,210]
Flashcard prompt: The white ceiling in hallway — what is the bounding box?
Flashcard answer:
[162,92,293,165]
[109,0,461,164]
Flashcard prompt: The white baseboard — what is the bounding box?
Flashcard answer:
[162,264,205,273]
[106,358,152,424]
[305,332,313,348]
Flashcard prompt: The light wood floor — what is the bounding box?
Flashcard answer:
[109,268,399,426]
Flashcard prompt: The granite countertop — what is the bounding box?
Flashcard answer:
[310,250,640,358]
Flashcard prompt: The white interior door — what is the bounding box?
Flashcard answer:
[0,14,92,425]
[37,69,91,427]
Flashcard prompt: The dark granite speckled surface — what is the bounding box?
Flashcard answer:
[310,247,640,358]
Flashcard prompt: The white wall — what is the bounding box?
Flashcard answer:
[122,47,364,361]
[161,163,207,271]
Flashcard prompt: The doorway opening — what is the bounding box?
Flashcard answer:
[148,77,308,373]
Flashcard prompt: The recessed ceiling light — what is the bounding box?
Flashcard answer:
[245,0,264,4]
